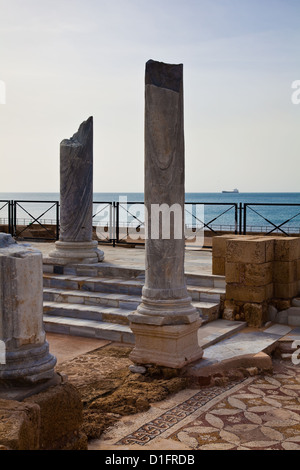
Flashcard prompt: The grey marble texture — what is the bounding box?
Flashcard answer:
[0,236,56,387]
[135,60,197,325]
[59,116,93,242]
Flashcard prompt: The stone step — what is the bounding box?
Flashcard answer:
[190,323,294,371]
[43,273,225,301]
[43,314,135,344]
[43,261,226,289]
[43,260,145,281]
[197,319,247,349]
[185,272,226,289]
[43,295,219,325]
[187,285,224,302]
[44,301,134,325]
[44,284,222,311]
[43,273,144,295]
[44,287,141,310]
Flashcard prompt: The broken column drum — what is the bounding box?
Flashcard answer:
[50,116,104,263]
[0,234,56,391]
[129,60,203,368]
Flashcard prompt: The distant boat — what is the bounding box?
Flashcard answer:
[222,188,239,193]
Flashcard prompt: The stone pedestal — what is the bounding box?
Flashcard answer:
[129,60,203,368]
[49,117,104,264]
[0,234,56,391]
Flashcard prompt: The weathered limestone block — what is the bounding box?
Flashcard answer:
[225,261,273,286]
[242,303,268,328]
[0,235,56,387]
[226,237,274,264]
[225,262,240,283]
[24,382,87,450]
[0,399,40,450]
[212,235,258,275]
[0,382,87,450]
[273,236,300,262]
[49,117,104,264]
[226,284,273,303]
[212,257,225,276]
[274,282,299,300]
[273,260,298,284]
[129,60,202,368]
[242,262,273,286]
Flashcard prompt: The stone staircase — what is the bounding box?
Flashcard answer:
[42,262,226,344]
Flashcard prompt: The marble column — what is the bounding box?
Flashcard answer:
[50,117,104,264]
[0,234,57,397]
[129,60,203,368]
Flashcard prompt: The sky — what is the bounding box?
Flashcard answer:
[0,0,300,193]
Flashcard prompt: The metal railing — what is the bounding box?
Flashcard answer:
[243,203,300,236]
[1,199,300,245]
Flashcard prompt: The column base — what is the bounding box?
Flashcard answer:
[129,318,203,368]
[49,240,104,264]
[0,341,57,388]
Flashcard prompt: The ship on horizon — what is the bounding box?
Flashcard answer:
[222,188,239,193]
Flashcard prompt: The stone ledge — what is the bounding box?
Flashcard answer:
[183,352,273,387]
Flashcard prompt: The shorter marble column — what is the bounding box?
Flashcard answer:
[49,117,104,264]
[0,234,57,397]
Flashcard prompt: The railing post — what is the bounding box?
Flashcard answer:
[56,201,60,240]
[8,200,13,236]
[13,201,17,237]
[243,204,247,235]
[234,203,238,234]
[239,203,242,235]
[112,202,116,247]
[116,201,120,245]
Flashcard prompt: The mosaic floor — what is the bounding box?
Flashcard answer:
[93,360,300,450]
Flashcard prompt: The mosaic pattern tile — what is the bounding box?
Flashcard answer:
[170,363,300,450]
[112,362,300,450]
[116,379,247,446]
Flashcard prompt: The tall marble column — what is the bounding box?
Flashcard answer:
[129,60,203,368]
[50,117,104,264]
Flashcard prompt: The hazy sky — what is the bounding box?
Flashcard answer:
[0,0,300,193]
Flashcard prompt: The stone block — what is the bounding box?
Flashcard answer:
[24,382,86,450]
[242,262,273,287]
[129,320,203,368]
[274,282,299,300]
[242,303,267,328]
[226,284,273,303]
[273,237,300,261]
[273,260,298,284]
[226,238,274,264]
[0,399,40,450]
[297,259,300,281]
[225,262,240,283]
[212,256,225,276]
[212,234,236,258]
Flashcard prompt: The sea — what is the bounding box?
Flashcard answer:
[1,192,300,234]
